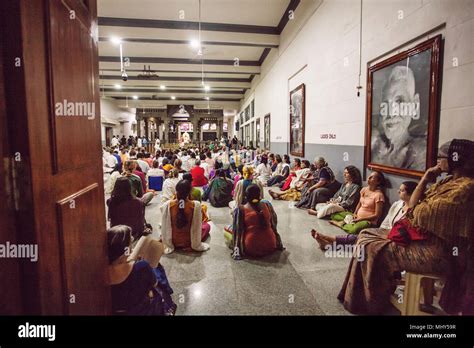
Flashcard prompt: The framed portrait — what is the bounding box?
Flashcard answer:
[365,35,442,177]
[264,113,270,151]
[290,83,305,157]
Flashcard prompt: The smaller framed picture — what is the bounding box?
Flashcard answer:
[290,83,305,157]
[264,114,270,150]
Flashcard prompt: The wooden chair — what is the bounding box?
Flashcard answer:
[391,272,446,315]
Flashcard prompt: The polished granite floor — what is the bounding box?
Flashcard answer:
[145,187,354,316]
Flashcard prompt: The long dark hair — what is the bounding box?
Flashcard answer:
[110,177,133,206]
[108,177,134,220]
[372,170,386,189]
[175,179,192,229]
[402,180,418,195]
[245,184,267,228]
[345,165,362,186]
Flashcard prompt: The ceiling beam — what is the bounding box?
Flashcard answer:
[112,96,242,102]
[99,68,258,75]
[103,88,244,95]
[99,17,279,35]
[99,75,252,83]
[99,37,278,49]
[101,84,247,90]
[99,56,260,66]
[277,0,301,34]
[258,48,271,65]
[99,61,261,74]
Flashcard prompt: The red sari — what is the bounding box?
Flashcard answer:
[281,165,300,191]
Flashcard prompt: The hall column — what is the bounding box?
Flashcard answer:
[192,117,199,144]
[163,119,168,144]
[217,120,222,140]
[136,117,141,137]
[144,118,149,142]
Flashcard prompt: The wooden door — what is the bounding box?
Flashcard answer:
[0,24,23,315]
[105,127,113,146]
[2,0,110,315]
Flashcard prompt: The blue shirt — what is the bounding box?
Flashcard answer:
[113,154,122,168]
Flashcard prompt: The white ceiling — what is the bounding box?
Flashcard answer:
[99,41,262,60]
[97,0,299,109]
[98,0,289,26]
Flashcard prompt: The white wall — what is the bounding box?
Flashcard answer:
[100,98,136,144]
[244,0,474,147]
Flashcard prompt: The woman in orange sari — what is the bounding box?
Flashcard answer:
[161,180,210,254]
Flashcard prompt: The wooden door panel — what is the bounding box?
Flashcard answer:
[0,28,23,315]
[1,0,110,314]
[47,0,100,173]
[56,184,109,315]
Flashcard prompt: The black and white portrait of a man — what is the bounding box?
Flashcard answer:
[370,49,432,172]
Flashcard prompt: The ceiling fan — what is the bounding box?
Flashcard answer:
[137,65,159,80]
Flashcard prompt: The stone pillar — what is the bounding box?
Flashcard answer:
[217,120,222,140]
[149,120,155,144]
[192,117,199,143]
[144,118,149,141]
[158,120,163,142]
[163,119,168,144]
[136,117,141,137]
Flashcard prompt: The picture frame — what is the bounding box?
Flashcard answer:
[264,113,270,151]
[289,83,305,157]
[365,35,442,178]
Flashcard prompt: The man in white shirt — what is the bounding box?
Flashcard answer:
[103,148,118,173]
[111,135,119,148]
[136,152,150,174]
[180,151,190,171]
[154,138,161,153]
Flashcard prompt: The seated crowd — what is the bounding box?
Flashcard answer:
[103,137,474,316]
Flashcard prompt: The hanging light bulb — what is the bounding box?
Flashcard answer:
[111,37,122,45]
[197,0,203,56]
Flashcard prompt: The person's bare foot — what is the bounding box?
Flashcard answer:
[308,209,318,216]
[317,232,336,244]
[269,190,279,200]
[311,229,330,251]
[315,235,331,251]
